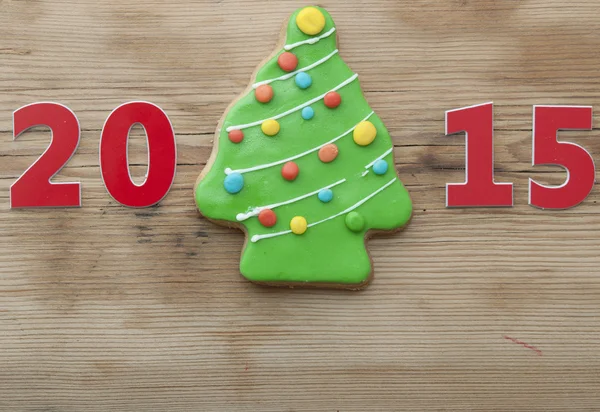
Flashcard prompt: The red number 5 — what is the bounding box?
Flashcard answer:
[530,106,595,209]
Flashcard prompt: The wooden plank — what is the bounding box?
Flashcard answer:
[1,0,599,410]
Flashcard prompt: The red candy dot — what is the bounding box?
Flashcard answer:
[228,129,244,143]
[255,84,274,103]
[258,209,277,227]
[278,52,298,72]
[324,91,342,108]
[281,161,299,181]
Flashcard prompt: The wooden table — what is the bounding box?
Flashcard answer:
[1,1,599,410]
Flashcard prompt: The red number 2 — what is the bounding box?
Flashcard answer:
[100,102,176,208]
[445,102,513,207]
[530,106,595,209]
[10,102,81,208]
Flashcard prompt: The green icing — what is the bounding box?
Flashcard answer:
[195,6,412,286]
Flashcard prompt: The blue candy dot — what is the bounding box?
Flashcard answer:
[373,159,389,175]
[295,72,312,89]
[302,106,315,120]
[318,188,333,203]
[224,172,244,194]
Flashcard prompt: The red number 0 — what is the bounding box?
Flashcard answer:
[11,102,81,208]
[530,106,595,209]
[100,102,176,208]
[445,102,513,207]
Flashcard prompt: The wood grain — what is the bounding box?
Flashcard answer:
[1,0,600,410]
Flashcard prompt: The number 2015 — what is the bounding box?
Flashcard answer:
[9,101,596,210]
[10,102,176,208]
[445,102,595,210]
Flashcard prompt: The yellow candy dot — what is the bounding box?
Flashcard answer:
[261,119,280,136]
[296,7,326,36]
[353,120,377,146]
[290,216,308,235]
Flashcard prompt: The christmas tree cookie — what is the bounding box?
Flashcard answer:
[195,6,412,289]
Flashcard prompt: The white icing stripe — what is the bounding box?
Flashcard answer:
[225,73,359,132]
[361,170,369,177]
[252,229,292,242]
[284,27,336,51]
[236,178,346,221]
[364,147,393,169]
[225,111,374,175]
[253,49,339,89]
[250,177,397,243]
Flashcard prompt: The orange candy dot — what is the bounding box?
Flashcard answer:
[228,130,244,143]
[278,52,298,72]
[318,144,339,163]
[324,91,342,108]
[258,209,277,227]
[255,84,274,103]
[281,161,299,181]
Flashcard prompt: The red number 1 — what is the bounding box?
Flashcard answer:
[445,102,513,207]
